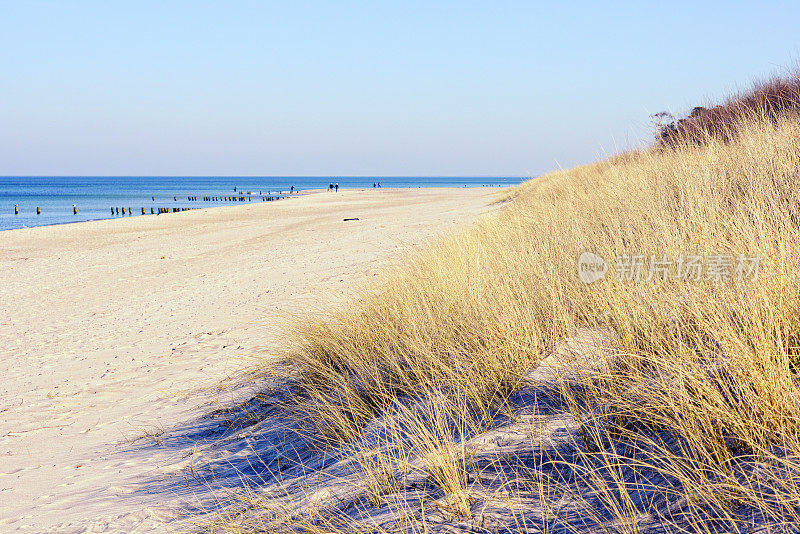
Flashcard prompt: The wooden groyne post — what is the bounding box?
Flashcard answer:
[37,207,41,215]
[73,205,77,215]
[14,205,18,215]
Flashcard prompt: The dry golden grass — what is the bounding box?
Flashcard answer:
[222,112,800,531]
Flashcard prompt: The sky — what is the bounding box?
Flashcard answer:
[1,1,799,177]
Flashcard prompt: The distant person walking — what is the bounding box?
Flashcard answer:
[377,181,382,188]
[329,182,333,192]
[373,182,376,188]
[290,185,294,194]
[335,183,339,192]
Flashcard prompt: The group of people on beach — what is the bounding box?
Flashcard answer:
[285,181,384,193]
[325,181,382,191]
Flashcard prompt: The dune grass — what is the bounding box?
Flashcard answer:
[226,79,800,531]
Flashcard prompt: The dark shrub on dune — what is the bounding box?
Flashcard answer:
[657,74,800,147]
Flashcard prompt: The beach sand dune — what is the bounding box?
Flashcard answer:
[0,188,495,532]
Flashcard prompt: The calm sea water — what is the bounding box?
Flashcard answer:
[0,176,521,232]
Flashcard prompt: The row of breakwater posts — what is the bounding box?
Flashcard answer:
[112,206,198,215]
[10,192,288,216]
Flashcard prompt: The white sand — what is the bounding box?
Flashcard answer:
[0,188,496,532]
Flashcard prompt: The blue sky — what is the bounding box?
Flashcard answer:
[1,1,798,176]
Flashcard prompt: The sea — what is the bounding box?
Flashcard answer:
[0,176,522,232]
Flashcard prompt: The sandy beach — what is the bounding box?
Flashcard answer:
[0,188,496,532]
